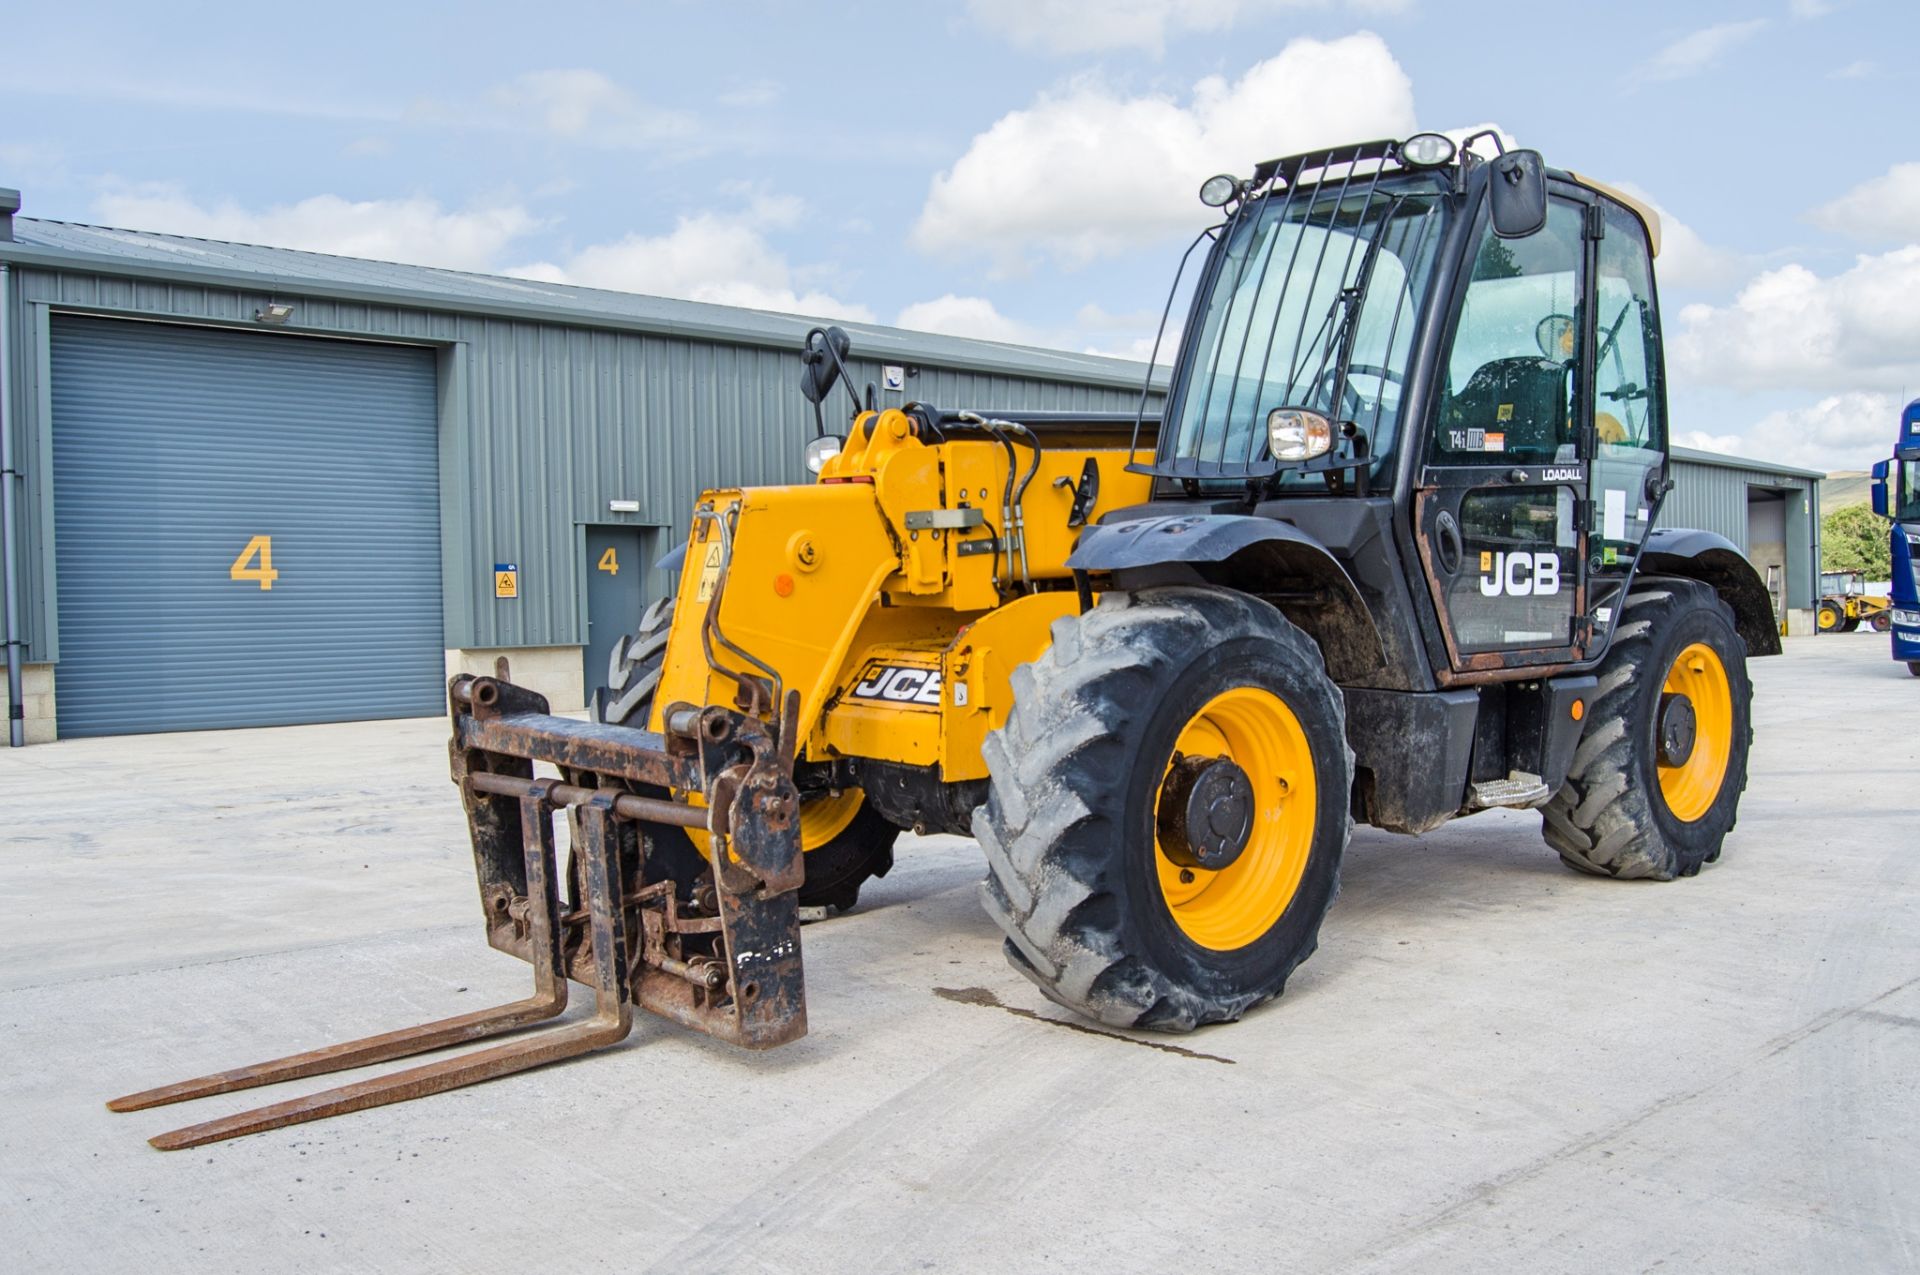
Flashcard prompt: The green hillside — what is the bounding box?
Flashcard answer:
[1821,470,1871,511]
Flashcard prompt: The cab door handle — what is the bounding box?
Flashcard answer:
[1436,512,1463,575]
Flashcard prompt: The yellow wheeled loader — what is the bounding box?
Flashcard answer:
[113,133,1777,1148]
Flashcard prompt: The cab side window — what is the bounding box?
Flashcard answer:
[1589,200,1664,558]
[1435,200,1586,464]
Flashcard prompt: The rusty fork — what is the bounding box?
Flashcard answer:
[107,781,634,1151]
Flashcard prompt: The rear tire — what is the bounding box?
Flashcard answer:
[976,587,1350,1032]
[1872,613,1892,634]
[1817,600,1842,632]
[601,597,898,911]
[1540,578,1752,879]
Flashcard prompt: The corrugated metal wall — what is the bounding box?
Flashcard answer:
[1660,457,1755,551]
[7,269,1160,661]
[1658,455,1819,609]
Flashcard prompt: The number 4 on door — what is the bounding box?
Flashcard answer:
[597,547,619,575]
[230,535,279,590]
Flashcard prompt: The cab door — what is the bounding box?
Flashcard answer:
[1414,188,1595,675]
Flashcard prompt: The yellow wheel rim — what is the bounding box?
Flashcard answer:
[1818,606,1837,631]
[1153,686,1316,952]
[798,789,864,848]
[1656,642,1733,823]
[684,788,864,856]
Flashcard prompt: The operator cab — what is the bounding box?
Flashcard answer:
[1134,134,1670,678]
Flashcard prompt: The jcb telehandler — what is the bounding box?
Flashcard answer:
[113,134,1776,1148]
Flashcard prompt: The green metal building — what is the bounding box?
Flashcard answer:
[0,193,1158,741]
[1660,445,1824,638]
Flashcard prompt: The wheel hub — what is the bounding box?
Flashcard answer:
[1156,754,1254,871]
[1657,691,1697,767]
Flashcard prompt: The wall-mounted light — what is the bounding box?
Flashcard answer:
[254,302,295,325]
[608,499,640,514]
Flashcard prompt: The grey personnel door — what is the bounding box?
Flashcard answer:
[583,525,649,710]
[49,316,444,736]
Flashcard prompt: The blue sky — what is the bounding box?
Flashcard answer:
[4,0,1916,470]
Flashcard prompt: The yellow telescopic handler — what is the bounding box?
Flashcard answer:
[112,133,1778,1149]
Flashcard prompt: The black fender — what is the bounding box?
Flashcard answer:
[1068,515,1385,680]
[1638,528,1782,657]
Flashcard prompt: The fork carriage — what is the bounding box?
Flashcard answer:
[108,671,809,1150]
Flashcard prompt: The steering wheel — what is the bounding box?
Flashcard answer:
[1318,362,1404,421]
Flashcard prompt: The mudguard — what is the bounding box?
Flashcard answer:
[1069,515,1385,679]
[1639,527,1783,657]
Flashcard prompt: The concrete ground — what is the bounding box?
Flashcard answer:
[2,636,1915,1274]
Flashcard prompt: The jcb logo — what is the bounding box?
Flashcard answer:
[851,664,943,705]
[1479,551,1562,598]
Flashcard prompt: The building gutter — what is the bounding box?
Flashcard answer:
[0,259,23,745]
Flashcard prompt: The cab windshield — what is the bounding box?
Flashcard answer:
[1898,459,1920,522]
[1161,172,1449,479]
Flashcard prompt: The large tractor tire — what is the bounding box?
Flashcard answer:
[600,598,899,912]
[975,587,1350,1032]
[1817,599,1843,632]
[1840,614,1862,633]
[1540,578,1753,880]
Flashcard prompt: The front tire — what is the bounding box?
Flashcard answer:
[1540,578,1753,879]
[976,588,1351,1032]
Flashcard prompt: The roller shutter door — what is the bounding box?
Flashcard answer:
[50,316,444,736]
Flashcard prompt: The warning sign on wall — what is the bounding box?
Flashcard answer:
[494,563,519,599]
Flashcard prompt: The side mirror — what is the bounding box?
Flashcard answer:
[1488,150,1548,239]
[1871,460,1889,518]
[800,326,852,406]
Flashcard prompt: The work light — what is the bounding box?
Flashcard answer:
[1199,174,1240,208]
[1399,133,1457,168]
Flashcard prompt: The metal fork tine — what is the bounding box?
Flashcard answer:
[106,995,566,1113]
[110,782,571,1115]
[139,789,635,1150]
[145,1004,630,1150]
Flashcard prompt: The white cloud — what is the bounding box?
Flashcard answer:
[1635,19,1770,82]
[508,197,873,321]
[89,187,541,272]
[1788,0,1832,17]
[1682,392,1897,472]
[1807,162,1920,243]
[1606,181,1745,290]
[1829,59,1875,79]
[1670,246,1920,394]
[895,294,1034,343]
[965,0,1408,56]
[486,69,695,148]
[913,33,1416,272]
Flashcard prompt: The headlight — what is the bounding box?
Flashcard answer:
[1267,408,1333,462]
[804,435,843,474]
[1892,609,1920,627]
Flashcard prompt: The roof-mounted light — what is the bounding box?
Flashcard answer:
[1198,174,1241,208]
[1399,132,1457,169]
